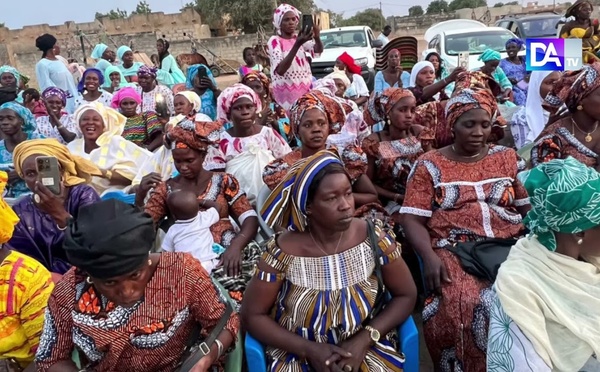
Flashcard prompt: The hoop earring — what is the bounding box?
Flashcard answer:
[577,238,583,245]
[86,276,93,284]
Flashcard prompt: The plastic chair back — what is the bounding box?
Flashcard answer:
[245,315,419,372]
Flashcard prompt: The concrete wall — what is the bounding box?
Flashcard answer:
[0,9,261,88]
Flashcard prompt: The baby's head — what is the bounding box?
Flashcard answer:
[167,190,199,221]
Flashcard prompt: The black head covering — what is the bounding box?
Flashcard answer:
[36,34,57,57]
[64,199,155,279]
[0,86,18,105]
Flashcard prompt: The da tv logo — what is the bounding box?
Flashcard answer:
[526,38,583,71]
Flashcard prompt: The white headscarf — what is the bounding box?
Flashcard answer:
[176,91,202,112]
[525,71,553,142]
[74,102,126,147]
[409,61,435,88]
[325,71,351,88]
[273,4,300,34]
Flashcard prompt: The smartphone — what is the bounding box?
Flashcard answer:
[458,52,470,70]
[302,14,314,34]
[197,66,208,79]
[36,156,61,195]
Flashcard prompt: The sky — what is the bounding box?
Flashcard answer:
[3,0,555,29]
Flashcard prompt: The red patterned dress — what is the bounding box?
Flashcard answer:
[399,145,529,372]
[35,253,239,372]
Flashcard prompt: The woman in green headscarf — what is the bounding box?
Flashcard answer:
[488,157,600,372]
[477,48,513,104]
[102,66,133,94]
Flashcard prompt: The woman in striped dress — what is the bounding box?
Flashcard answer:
[242,150,417,371]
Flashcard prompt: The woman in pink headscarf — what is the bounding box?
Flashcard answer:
[268,3,324,111]
[206,84,292,204]
[112,87,164,151]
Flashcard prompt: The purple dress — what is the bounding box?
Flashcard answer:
[499,58,528,106]
[8,184,100,274]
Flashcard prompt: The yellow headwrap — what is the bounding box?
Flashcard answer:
[176,91,202,112]
[74,102,127,147]
[13,139,103,187]
[0,171,19,244]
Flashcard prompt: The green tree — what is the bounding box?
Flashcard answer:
[321,9,344,27]
[340,8,385,30]
[493,2,504,6]
[448,0,487,11]
[505,1,519,4]
[95,8,128,20]
[409,5,425,16]
[132,1,152,14]
[426,0,449,14]
[191,0,315,33]
[0,23,4,28]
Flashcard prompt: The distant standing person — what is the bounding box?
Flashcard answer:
[239,47,264,79]
[156,39,186,86]
[35,34,78,113]
[378,25,392,46]
[268,3,323,111]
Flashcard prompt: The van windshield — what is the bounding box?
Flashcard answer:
[320,31,367,49]
[445,30,515,55]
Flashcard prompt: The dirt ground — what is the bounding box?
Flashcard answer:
[215,73,240,90]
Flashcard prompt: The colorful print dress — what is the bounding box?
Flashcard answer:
[35,253,239,372]
[530,118,599,168]
[258,224,405,371]
[399,145,529,372]
[0,251,54,368]
[121,112,162,148]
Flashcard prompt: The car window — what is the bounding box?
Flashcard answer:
[320,30,368,49]
[497,21,510,28]
[428,35,438,50]
[521,18,561,37]
[367,29,375,43]
[445,30,516,55]
[509,22,519,34]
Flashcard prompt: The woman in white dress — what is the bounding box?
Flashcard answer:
[36,87,80,145]
[73,68,113,109]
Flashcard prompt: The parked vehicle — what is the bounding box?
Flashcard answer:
[495,13,562,39]
[311,26,383,90]
[422,20,525,71]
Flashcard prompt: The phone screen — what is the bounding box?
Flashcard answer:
[302,14,314,33]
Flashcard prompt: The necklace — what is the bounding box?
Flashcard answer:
[451,145,482,159]
[571,119,599,143]
[309,229,344,256]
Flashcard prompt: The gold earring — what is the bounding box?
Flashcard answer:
[86,277,93,284]
[577,238,583,245]
[577,105,583,111]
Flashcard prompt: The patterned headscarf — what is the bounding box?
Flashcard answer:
[185,64,216,90]
[0,65,20,86]
[324,71,351,88]
[166,115,222,152]
[241,71,271,95]
[138,65,158,78]
[289,90,347,136]
[313,78,338,96]
[13,139,102,187]
[445,88,499,128]
[111,87,141,109]
[217,83,262,121]
[261,149,345,231]
[505,38,525,49]
[77,68,104,93]
[545,62,600,114]
[42,87,68,106]
[522,157,600,251]
[0,171,19,244]
[478,49,502,62]
[365,88,415,125]
[0,101,36,135]
[91,43,109,59]
[176,91,202,112]
[273,3,300,33]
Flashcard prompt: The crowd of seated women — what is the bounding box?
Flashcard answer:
[1,3,600,371]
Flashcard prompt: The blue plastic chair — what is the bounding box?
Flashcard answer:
[245,315,419,372]
[100,190,136,205]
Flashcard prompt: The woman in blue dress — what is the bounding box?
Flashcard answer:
[499,38,528,106]
[185,64,221,120]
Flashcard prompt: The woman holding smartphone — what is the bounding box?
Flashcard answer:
[268,3,323,111]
